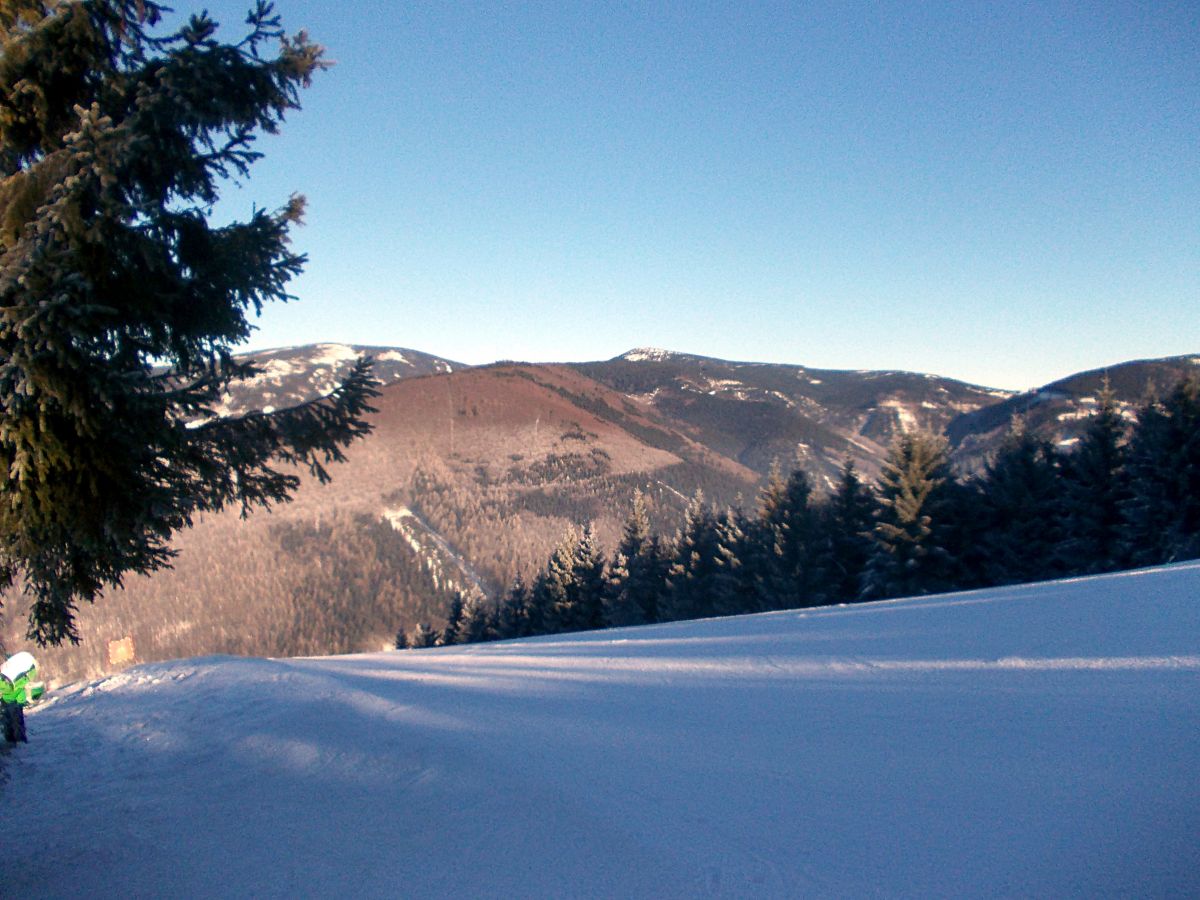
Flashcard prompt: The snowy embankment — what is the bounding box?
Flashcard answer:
[5,564,1199,898]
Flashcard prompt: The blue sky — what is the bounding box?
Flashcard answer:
[201,1,1196,390]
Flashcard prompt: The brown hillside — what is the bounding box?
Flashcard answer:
[1,364,759,685]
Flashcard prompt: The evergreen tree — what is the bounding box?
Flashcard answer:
[645,535,673,620]
[1060,379,1130,574]
[394,628,409,650]
[860,430,960,600]
[605,549,637,627]
[752,464,818,610]
[456,591,491,644]
[534,527,578,634]
[439,591,465,646]
[1123,375,1200,564]
[816,460,877,603]
[408,623,438,649]
[522,567,552,638]
[938,472,991,591]
[709,507,753,617]
[568,524,607,632]
[659,491,722,622]
[605,490,662,626]
[484,599,503,643]
[495,574,530,639]
[744,464,784,613]
[0,1,377,644]
[539,524,606,634]
[976,423,1065,585]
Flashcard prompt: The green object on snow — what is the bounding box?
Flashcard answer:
[1,652,45,705]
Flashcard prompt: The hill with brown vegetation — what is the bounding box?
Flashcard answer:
[2,361,759,684]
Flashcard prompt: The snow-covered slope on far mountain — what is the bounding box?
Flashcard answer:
[6,565,1199,897]
[210,343,460,417]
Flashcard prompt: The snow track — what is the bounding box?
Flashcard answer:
[382,506,489,596]
[4,563,1199,897]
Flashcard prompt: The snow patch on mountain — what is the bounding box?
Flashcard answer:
[766,390,795,406]
[620,347,678,362]
[311,343,362,367]
[383,506,487,596]
[878,398,919,431]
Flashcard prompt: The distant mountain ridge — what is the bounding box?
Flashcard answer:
[573,348,1014,483]
[224,343,1200,483]
[947,354,1200,469]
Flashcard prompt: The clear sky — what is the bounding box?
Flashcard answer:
[200,1,1197,390]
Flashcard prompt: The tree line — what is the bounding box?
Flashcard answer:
[402,376,1200,647]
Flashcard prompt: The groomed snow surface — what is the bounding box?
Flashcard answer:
[5,564,1199,898]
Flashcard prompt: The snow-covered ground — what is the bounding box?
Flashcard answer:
[5,564,1199,898]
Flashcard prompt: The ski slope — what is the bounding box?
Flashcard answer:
[4,563,1199,897]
